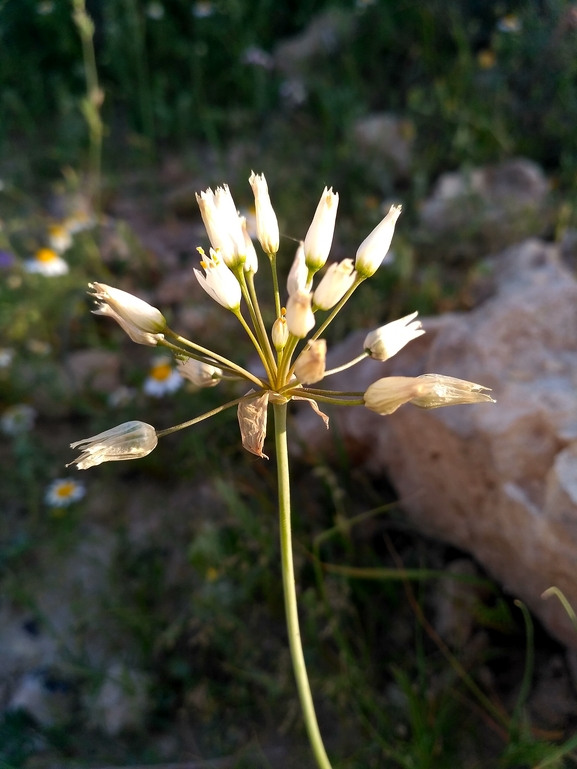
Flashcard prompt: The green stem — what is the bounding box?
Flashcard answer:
[166,330,265,388]
[155,395,248,438]
[323,353,368,377]
[309,275,364,344]
[269,252,282,318]
[273,402,332,769]
[234,310,275,383]
[246,271,277,373]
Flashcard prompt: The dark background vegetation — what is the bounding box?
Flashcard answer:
[1,0,577,767]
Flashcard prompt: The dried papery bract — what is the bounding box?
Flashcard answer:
[68,421,158,469]
[249,171,279,255]
[285,289,315,338]
[355,204,402,278]
[410,374,495,409]
[294,340,327,384]
[364,312,425,361]
[238,391,270,458]
[313,259,357,311]
[304,187,339,273]
[177,358,222,388]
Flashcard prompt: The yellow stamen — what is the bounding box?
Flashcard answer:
[150,362,172,381]
[56,482,76,498]
[36,248,58,263]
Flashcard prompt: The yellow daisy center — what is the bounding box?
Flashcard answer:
[150,363,172,381]
[36,248,58,263]
[56,482,77,498]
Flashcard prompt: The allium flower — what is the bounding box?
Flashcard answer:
[241,46,274,69]
[143,358,183,397]
[24,248,69,276]
[304,187,339,273]
[410,374,495,409]
[285,290,315,338]
[194,248,242,310]
[89,282,166,345]
[192,0,213,17]
[0,404,37,435]
[313,259,356,311]
[240,216,259,274]
[355,204,402,278]
[294,340,326,384]
[249,172,279,255]
[287,242,308,296]
[364,312,425,361]
[363,377,425,415]
[48,223,72,254]
[45,478,85,507]
[177,358,222,388]
[68,421,158,469]
[364,374,494,415]
[195,187,244,268]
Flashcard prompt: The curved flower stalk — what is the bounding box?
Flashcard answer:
[69,174,495,769]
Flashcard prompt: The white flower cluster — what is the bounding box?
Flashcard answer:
[69,172,494,469]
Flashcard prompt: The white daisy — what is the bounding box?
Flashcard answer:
[143,358,183,397]
[0,348,14,368]
[45,478,86,507]
[0,404,37,435]
[24,248,69,277]
[47,223,73,254]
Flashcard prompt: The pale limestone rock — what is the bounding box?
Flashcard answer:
[293,239,577,648]
[417,159,551,260]
[66,349,121,394]
[87,663,149,736]
[352,113,415,180]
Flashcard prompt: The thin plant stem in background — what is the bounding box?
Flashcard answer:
[72,0,104,215]
[68,174,495,768]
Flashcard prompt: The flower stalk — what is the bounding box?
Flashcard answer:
[70,173,495,769]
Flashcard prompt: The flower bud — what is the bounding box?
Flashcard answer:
[410,374,495,409]
[355,204,402,278]
[304,187,339,272]
[213,185,246,267]
[363,377,424,415]
[194,248,242,311]
[313,259,356,311]
[364,312,424,361]
[285,289,315,338]
[287,242,308,296]
[240,216,259,274]
[195,188,237,266]
[89,282,166,345]
[249,172,279,255]
[177,358,222,388]
[272,314,289,351]
[68,421,158,469]
[294,340,327,384]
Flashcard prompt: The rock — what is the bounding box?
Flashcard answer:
[417,159,551,260]
[293,239,577,649]
[87,663,149,736]
[6,670,73,727]
[352,113,415,181]
[273,8,356,77]
[65,349,122,394]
